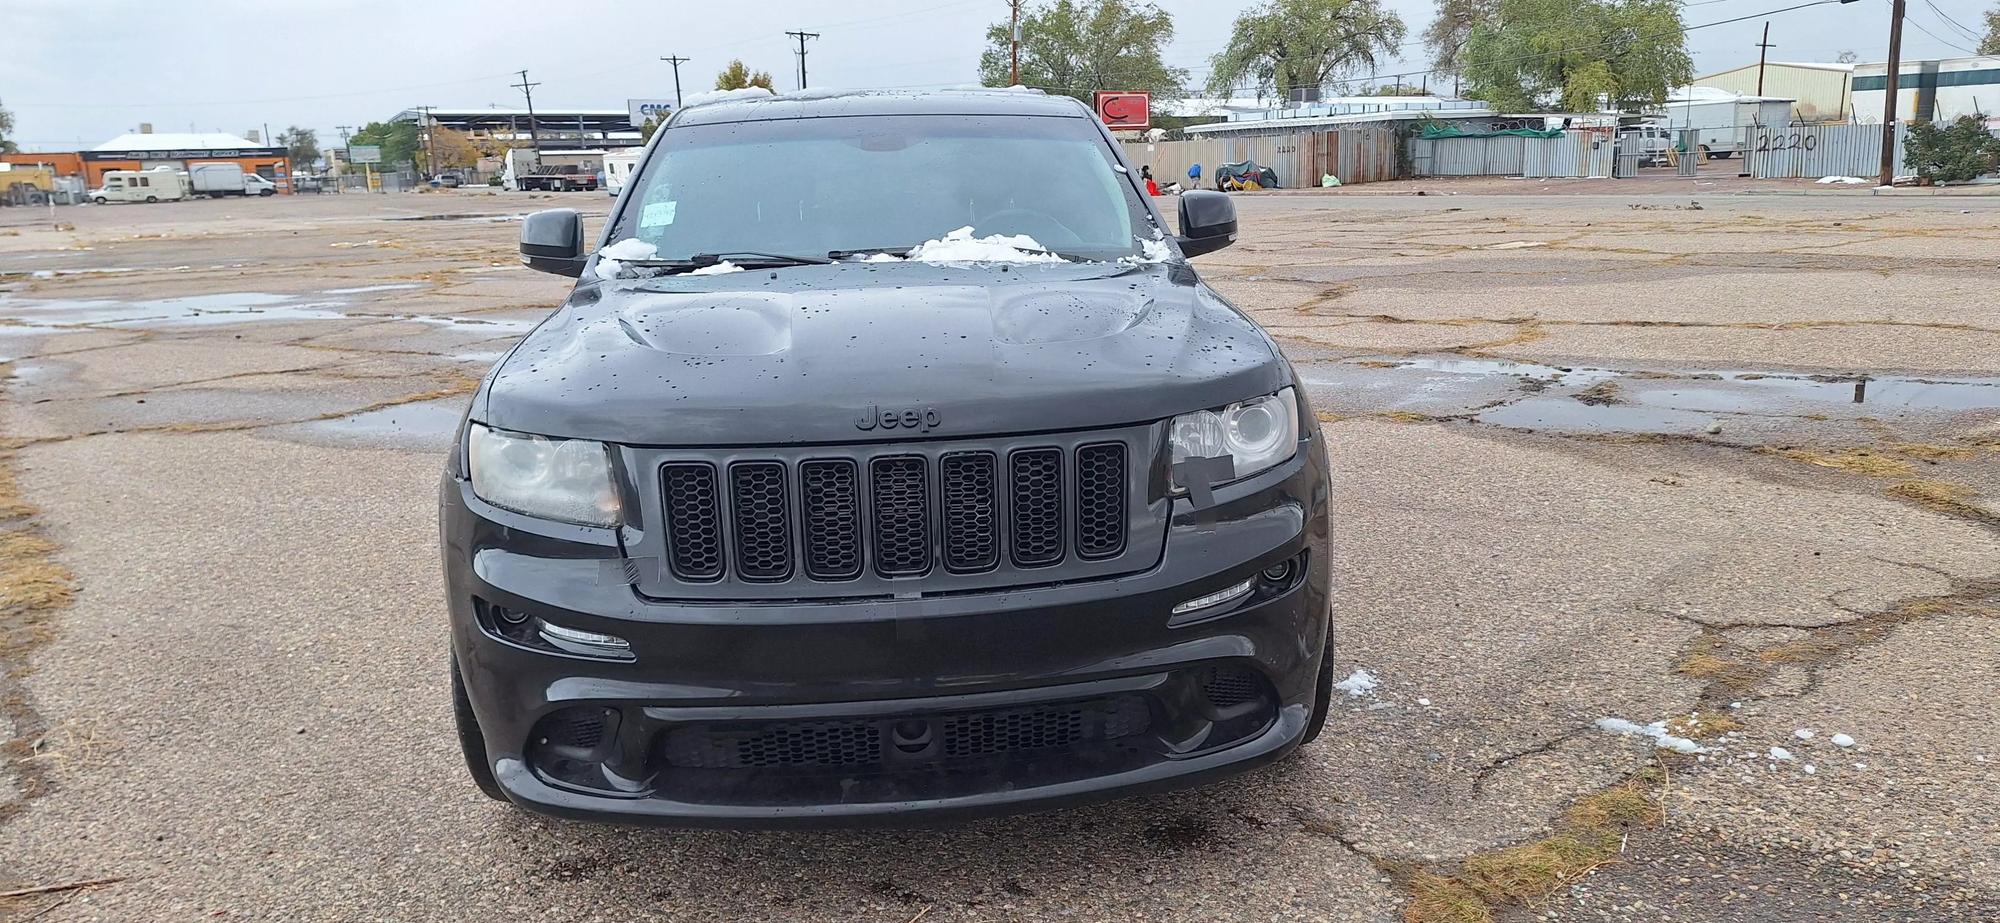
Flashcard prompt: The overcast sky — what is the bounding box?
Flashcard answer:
[4,0,1990,150]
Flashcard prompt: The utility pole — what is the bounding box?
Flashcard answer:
[661,55,690,107]
[511,69,543,160]
[1878,0,1905,187]
[785,30,820,90]
[1009,0,1022,85]
[1755,23,1774,96]
[335,125,353,145]
[415,105,435,177]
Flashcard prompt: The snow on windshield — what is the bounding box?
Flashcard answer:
[593,237,657,280]
[903,227,1064,264]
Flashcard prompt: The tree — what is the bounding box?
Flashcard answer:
[715,60,775,91]
[1460,0,1690,112]
[277,126,318,171]
[1982,7,2000,55]
[1423,0,1500,82]
[428,125,479,170]
[1206,0,1406,98]
[0,100,18,155]
[348,120,420,170]
[1370,83,1432,95]
[1905,115,2000,183]
[977,0,1187,103]
[1835,49,1861,64]
[639,117,662,143]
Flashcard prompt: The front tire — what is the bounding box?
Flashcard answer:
[93,196,107,205]
[145,195,158,203]
[452,654,508,801]
[259,189,274,197]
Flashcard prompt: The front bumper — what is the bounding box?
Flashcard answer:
[441,443,1331,827]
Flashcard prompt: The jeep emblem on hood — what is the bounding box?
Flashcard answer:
[856,404,941,432]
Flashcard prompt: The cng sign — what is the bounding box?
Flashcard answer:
[1093,91,1150,131]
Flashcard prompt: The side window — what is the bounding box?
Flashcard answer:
[138,176,149,187]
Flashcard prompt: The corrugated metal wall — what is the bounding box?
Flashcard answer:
[1745,123,1910,178]
[1121,128,1402,188]
[1522,132,1615,177]
[1409,136,1526,176]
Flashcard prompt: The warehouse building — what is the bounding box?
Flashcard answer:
[79,132,292,191]
[1693,61,1854,121]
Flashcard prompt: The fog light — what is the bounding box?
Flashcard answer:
[536,618,630,653]
[1172,578,1254,615]
[1261,561,1294,583]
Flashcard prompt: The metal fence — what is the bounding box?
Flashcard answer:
[1523,132,1616,178]
[1122,127,1402,189]
[1409,135,1525,176]
[1745,123,1910,179]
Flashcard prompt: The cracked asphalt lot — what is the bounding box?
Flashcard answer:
[1,188,1996,921]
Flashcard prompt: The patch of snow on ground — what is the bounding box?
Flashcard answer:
[1794,728,1816,740]
[1770,746,1794,761]
[1817,175,1870,184]
[907,226,1064,264]
[1595,716,1706,753]
[687,260,744,275]
[1333,669,1378,697]
[1832,733,1856,748]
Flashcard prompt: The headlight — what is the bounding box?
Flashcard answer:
[1169,388,1300,488]
[466,423,620,527]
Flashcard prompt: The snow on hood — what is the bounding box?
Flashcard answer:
[905,226,1065,264]
[687,260,743,275]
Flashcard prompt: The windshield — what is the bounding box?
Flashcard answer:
[610,114,1157,262]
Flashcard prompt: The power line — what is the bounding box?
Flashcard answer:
[1918,0,1982,38]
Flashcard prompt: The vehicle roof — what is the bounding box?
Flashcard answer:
[671,88,1093,127]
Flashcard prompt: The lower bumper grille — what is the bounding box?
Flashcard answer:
[659,696,1152,771]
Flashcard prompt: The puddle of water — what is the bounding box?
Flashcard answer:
[322,283,425,295]
[288,398,467,447]
[1478,397,1716,433]
[1370,358,2000,413]
[0,292,350,327]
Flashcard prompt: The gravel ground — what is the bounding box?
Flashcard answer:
[0,188,1995,921]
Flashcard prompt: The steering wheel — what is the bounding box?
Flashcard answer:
[972,208,1083,248]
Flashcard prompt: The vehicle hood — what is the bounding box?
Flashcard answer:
[480,261,1287,446]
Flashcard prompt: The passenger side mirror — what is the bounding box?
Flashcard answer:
[520,208,585,277]
[1175,190,1237,258]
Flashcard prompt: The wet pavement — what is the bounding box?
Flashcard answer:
[0,190,1996,922]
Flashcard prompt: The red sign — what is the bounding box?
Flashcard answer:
[1094,91,1151,131]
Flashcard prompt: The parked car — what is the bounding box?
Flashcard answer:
[294,174,325,194]
[432,172,463,188]
[442,88,1333,826]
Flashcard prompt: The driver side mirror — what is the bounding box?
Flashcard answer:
[520,208,585,277]
[1175,190,1237,258]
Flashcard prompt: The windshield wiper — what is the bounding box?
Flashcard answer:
[827,246,915,260]
[623,251,832,273]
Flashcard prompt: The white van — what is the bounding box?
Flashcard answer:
[604,149,643,197]
[91,168,191,204]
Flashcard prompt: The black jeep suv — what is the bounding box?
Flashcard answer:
[440,88,1334,826]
